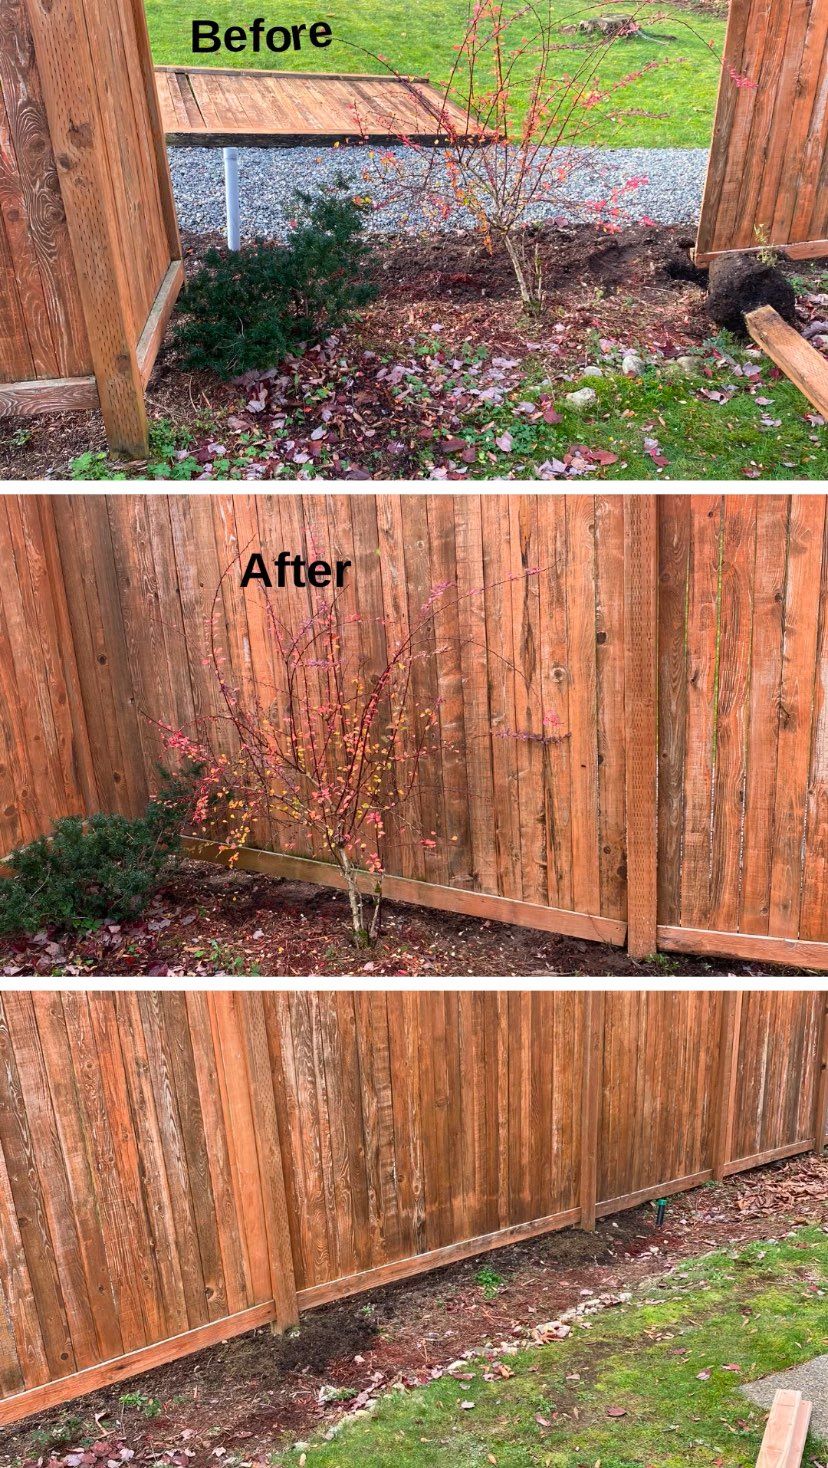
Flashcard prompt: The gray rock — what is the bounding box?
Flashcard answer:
[583,364,604,378]
[622,351,644,376]
[566,386,597,409]
[664,354,700,376]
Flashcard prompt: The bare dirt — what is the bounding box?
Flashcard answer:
[0,861,814,976]
[0,223,713,480]
[1,1154,824,1467]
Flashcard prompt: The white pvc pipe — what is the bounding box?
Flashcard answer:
[224,147,241,250]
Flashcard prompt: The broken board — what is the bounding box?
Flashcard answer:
[745,305,828,418]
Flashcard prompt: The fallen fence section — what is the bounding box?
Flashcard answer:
[0,990,825,1427]
[0,494,826,971]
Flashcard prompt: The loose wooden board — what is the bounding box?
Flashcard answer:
[745,305,828,418]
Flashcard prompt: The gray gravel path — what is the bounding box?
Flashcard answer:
[168,143,707,239]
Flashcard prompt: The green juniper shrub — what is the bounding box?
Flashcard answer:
[0,770,196,936]
[173,182,377,378]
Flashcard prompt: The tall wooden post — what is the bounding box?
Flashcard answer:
[623,495,659,959]
[23,0,149,457]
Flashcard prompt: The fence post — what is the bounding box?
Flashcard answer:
[712,991,743,1178]
[813,994,828,1156]
[23,0,150,458]
[240,993,299,1328]
[623,495,659,959]
[580,991,605,1231]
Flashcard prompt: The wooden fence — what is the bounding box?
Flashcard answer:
[696,0,828,264]
[0,493,826,969]
[0,989,825,1427]
[0,0,182,455]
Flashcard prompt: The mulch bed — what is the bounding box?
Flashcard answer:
[0,222,714,480]
[1,1154,824,1466]
[0,860,814,976]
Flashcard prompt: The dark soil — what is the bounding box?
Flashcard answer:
[1,1154,824,1466]
[0,860,815,976]
[0,222,717,480]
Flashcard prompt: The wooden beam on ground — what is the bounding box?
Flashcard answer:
[657,924,828,973]
[745,305,828,418]
[182,839,628,945]
[623,494,659,959]
[756,1389,812,1468]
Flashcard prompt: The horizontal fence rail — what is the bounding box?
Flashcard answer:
[0,494,826,967]
[0,990,825,1426]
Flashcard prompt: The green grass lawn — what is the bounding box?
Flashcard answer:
[478,366,828,479]
[145,0,725,147]
[293,1228,828,1467]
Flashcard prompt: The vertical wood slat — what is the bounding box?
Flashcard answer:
[712,992,743,1178]
[623,495,659,958]
[580,992,604,1231]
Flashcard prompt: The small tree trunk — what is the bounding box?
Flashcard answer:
[339,847,368,945]
[501,230,537,308]
[368,881,383,943]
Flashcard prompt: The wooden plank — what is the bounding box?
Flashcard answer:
[746,307,828,417]
[183,838,627,944]
[709,499,754,932]
[812,996,828,1154]
[740,497,789,935]
[296,1206,582,1310]
[595,1168,714,1218]
[657,497,691,927]
[712,992,743,1178]
[239,993,300,1328]
[623,495,658,957]
[580,993,605,1231]
[658,924,828,971]
[768,497,826,937]
[680,497,723,928]
[565,497,601,917]
[0,0,91,378]
[136,259,184,387]
[756,1390,812,1468]
[800,509,828,941]
[0,1301,278,1429]
[0,375,98,417]
[22,0,149,456]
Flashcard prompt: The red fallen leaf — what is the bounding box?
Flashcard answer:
[535,1414,552,1427]
[696,1369,711,1380]
[543,407,563,425]
[460,446,478,463]
[722,1364,742,1372]
[606,1406,627,1417]
[443,436,467,452]
[591,449,618,465]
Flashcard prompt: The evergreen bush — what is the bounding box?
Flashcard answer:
[0,771,195,935]
[173,183,377,378]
